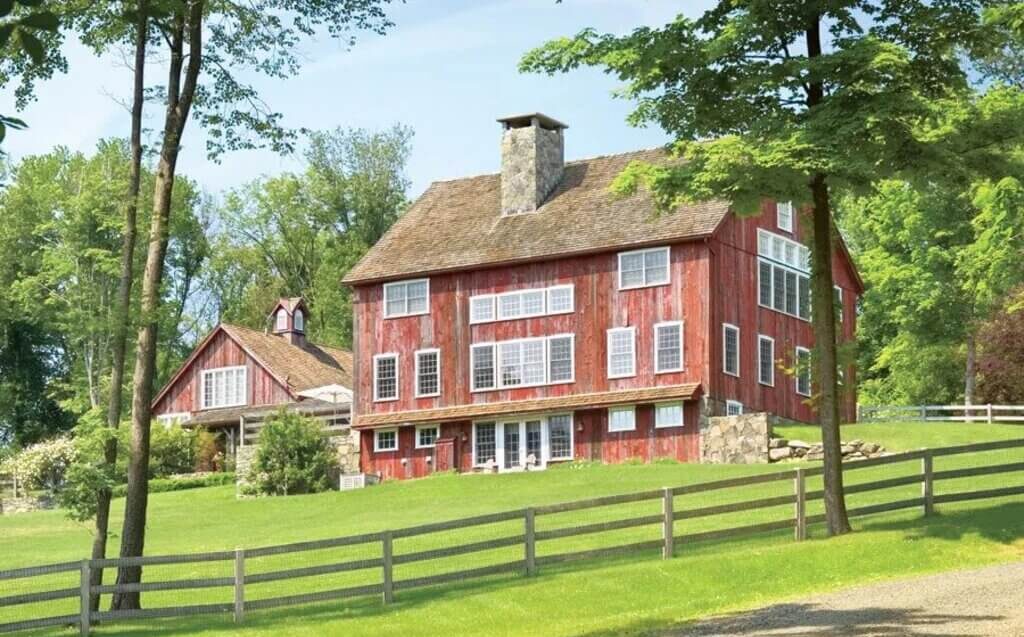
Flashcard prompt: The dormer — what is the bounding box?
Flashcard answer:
[270,297,308,347]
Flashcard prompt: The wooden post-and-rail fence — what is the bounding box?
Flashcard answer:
[858,403,1024,423]
[1,438,1023,635]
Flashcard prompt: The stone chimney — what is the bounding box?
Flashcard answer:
[497,113,567,216]
[270,297,307,347]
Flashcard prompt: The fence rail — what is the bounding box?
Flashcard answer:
[859,403,1024,423]
[2,438,1023,636]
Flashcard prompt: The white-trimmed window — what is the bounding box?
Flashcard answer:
[275,309,287,331]
[607,327,636,378]
[796,347,812,397]
[726,400,744,416]
[472,416,573,468]
[758,335,775,387]
[415,425,438,449]
[293,308,304,332]
[498,288,546,320]
[374,428,398,452]
[777,201,794,233]
[654,321,684,373]
[608,405,637,432]
[156,412,190,427]
[383,279,429,318]
[757,230,811,320]
[655,402,684,428]
[723,324,740,377]
[618,246,670,290]
[473,422,497,466]
[472,335,575,392]
[547,285,574,314]
[373,354,399,402]
[548,414,573,460]
[470,295,496,324]
[201,366,247,409]
[834,286,844,323]
[415,349,440,398]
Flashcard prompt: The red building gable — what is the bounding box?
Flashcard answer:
[343,114,862,481]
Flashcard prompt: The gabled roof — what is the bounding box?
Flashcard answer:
[343,149,731,284]
[151,323,353,409]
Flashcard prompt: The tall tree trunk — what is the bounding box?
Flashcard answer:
[113,1,203,610]
[806,16,851,536]
[92,2,147,612]
[965,329,977,405]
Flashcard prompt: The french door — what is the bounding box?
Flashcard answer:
[500,419,545,470]
[473,415,573,471]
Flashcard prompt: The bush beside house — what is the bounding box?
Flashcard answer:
[244,410,337,496]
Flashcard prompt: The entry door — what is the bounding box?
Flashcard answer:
[503,422,521,470]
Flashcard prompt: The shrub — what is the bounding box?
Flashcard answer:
[247,410,337,496]
[0,436,77,494]
[194,429,222,472]
[111,472,236,498]
[149,424,198,478]
[58,410,124,521]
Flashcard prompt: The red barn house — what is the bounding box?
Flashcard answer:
[343,114,862,481]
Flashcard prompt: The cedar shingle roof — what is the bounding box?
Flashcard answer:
[221,324,353,393]
[343,149,730,284]
[353,383,701,428]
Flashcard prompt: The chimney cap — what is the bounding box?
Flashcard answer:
[497,113,568,131]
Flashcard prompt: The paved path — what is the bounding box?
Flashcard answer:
[673,561,1024,636]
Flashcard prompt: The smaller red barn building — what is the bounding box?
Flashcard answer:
[151,298,355,457]
[343,114,863,481]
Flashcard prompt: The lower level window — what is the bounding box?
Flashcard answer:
[726,400,744,416]
[655,402,684,428]
[473,416,573,467]
[548,415,572,460]
[416,425,438,449]
[374,428,398,452]
[608,405,637,432]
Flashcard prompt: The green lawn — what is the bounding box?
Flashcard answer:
[775,421,1024,452]
[2,422,1023,637]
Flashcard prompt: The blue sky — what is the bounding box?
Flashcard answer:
[1,1,710,198]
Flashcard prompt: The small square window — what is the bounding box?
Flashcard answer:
[655,402,684,428]
[726,401,744,416]
[470,295,495,324]
[608,406,636,432]
[416,426,438,449]
[374,429,398,452]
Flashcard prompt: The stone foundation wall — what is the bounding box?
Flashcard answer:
[700,413,773,464]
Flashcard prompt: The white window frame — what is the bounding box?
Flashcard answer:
[723,323,740,377]
[757,335,775,387]
[834,285,844,323]
[546,334,576,384]
[372,353,399,402]
[496,288,547,321]
[470,342,496,392]
[469,294,496,324]
[777,201,794,233]
[546,414,574,461]
[726,400,744,416]
[414,348,441,398]
[201,365,247,410]
[293,308,304,332]
[275,308,287,331]
[472,421,499,467]
[654,321,684,374]
[617,246,671,290]
[470,284,575,324]
[471,415,574,469]
[155,412,191,427]
[547,284,575,315]
[654,401,684,429]
[382,278,430,319]
[607,327,637,379]
[374,428,398,453]
[796,346,812,397]
[471,335,575,393]
[415,425,439,449]
[608,405,637,432]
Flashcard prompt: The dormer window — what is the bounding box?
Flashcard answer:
[294,308,304,332]
[275,308,288,331]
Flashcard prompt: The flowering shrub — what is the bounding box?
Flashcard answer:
[0,436,77,493]
[246,410,337,496]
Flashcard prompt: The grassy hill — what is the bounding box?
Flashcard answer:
[2,422,1023,636]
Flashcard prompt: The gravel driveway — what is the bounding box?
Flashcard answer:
[672,561,1024,636]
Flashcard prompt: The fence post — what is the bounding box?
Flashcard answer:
[919,405,927,421]
[794,468,807,541]
[662,487,674,559]
[987,404,994,424]
[79,560,90,637]
[922,449,934,517]
[381,531,394,604]
[524,507,536,576]
[234,548,245,623]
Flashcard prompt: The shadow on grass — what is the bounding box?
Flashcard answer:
[858,501,1024,545]
[579,603,1004,637]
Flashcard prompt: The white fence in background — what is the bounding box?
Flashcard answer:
[859,404,1024,423]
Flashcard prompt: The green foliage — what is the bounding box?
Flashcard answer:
[111,472,236,498]
[149,424,198,479]
[246,410,337,496]
[0,0,60,145]
[58,409,124,522]
[0,434,76,493]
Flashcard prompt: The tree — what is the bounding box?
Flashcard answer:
[977,288,1024,404]
[0,0,60,147]
[111,0,396,609]
[521,1,1024,535]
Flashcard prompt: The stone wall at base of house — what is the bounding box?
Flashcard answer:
[700,412,774,464]
[235,428,361,496]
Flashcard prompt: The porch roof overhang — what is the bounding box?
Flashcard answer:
[353,383,702,429]
[184,399,351,428]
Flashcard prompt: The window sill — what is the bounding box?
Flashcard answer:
[382,311,430,320]
[618,281,670,292]
[655,367,684,375]
[607,372,637,380]
[654,424,684,429]
[373,397,399,403]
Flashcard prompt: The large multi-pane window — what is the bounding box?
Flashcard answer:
[201,366,246,409]
[548,415,572,459]
[474,423,497,465]
[655,321,683,373]
[607,327,636,378]
[470,284,575,324]
[415,349,440,397]
[723,324,740,377]
[618,246,670,289]
[383,279,429,318]
[796,347,812,397]
[473,416,573,467]
[471,335,574,391]
[373,354,399,401]
[758,335,775,386]
[757,230,811,320]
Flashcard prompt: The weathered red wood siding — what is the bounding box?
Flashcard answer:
[353,243,710,416]
[152,329,292,416]
[707,203,859,423]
